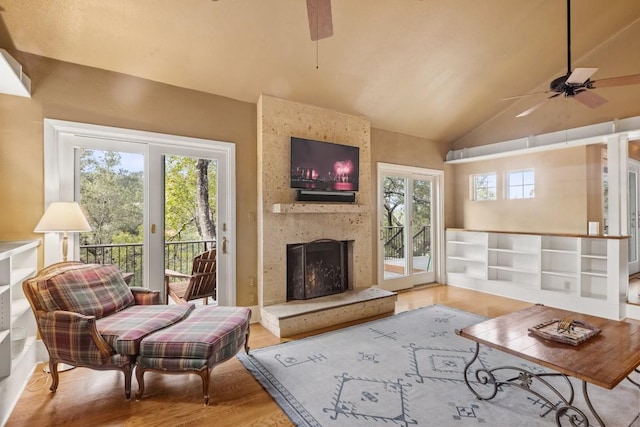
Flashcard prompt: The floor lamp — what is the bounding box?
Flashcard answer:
[34,201,92,372]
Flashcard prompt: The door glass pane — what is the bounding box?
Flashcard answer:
[383,176,407,279]
[164,155,218,303]
[78,149,144,285]
[412,178,432,274]
[630,171,637,263]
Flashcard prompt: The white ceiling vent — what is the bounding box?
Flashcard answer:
[0,49,31,98]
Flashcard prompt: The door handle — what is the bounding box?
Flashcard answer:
[222,236,228,254]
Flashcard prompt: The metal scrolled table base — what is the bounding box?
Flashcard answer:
[462,342,605,427]
[627,368,640,387]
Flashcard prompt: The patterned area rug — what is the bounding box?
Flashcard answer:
[238,305,640,426]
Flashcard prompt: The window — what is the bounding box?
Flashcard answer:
[507,169,535,199]
[472,173,497,201]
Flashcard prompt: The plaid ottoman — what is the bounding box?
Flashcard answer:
[135,305,251,405]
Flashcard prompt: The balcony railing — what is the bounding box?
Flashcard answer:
[383,226,431,259]
[80,240,216,287]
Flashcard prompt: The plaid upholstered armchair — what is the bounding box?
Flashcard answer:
[23,262,194,399]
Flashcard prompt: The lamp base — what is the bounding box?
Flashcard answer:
[43,363,76,373]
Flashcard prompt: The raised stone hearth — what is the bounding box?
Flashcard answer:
[260,288,397,337]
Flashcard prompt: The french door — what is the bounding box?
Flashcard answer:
[377,163,443,291]
[43,120,236,305]
[629,160,640,275]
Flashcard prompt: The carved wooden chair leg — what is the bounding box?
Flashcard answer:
[123,363,133,400]
[200,368,211,406]
[135,367,145,400]
[49,361,60,392]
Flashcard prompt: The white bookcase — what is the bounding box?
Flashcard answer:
[0,240,40,426]
[446,229,627,320]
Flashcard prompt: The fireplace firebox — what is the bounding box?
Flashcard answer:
[287,239,350,301]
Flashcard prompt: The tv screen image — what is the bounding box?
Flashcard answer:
[290,137,359,192]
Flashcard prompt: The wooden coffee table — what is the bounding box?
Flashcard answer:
[456,304,640,426]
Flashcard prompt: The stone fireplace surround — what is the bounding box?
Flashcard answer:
[257,95,397,337]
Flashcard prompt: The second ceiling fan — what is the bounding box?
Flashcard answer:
[510,0,640,118]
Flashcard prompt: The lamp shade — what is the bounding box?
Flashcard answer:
[34,202,92,233]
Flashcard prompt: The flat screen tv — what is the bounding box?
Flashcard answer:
[290,137,359,192]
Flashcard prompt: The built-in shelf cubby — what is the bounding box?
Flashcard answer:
[580,238,609,300]
[446,230,487,280]
[446,229,627,319]
[487,233,539,287]
[541,236,579,293]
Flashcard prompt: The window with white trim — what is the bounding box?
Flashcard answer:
[507,169,535,199]
[472,173,497,201]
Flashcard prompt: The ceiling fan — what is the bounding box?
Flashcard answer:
[508,0,640,118]
[306,0,333,41]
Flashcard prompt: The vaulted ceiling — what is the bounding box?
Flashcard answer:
[2,0,640,149]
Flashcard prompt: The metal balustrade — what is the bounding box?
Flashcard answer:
[80,240,216,287]
[383,226,431,259]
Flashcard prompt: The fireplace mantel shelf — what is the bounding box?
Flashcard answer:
[271,203,369,214]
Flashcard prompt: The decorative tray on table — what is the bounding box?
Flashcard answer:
[528,318,601,346]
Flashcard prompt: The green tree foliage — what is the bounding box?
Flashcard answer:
[78,150,217,284]
[79,150,218,244]
[383,177,405,227]
[79,150,144,245]
[164,155,217,242]
[412,179,431,226]
[473,174,496,201]
[383,176,432,258]
[382,176,431,227]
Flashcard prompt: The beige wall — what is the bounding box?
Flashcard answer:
[450,146,594,234]
[0,51,257,306]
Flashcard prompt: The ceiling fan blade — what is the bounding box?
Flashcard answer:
[500,91,549,101]
[573,90,608,109]
[592,73,640,89]
[516,97,554,118]
[306,0,333,41]
[566,67,598,85]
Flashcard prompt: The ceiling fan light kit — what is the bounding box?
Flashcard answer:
[511,0,640,117]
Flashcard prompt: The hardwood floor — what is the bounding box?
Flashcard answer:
[6,285,532,427]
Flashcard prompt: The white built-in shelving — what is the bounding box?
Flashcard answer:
[445,229,627,320]
[0,240,40,426]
